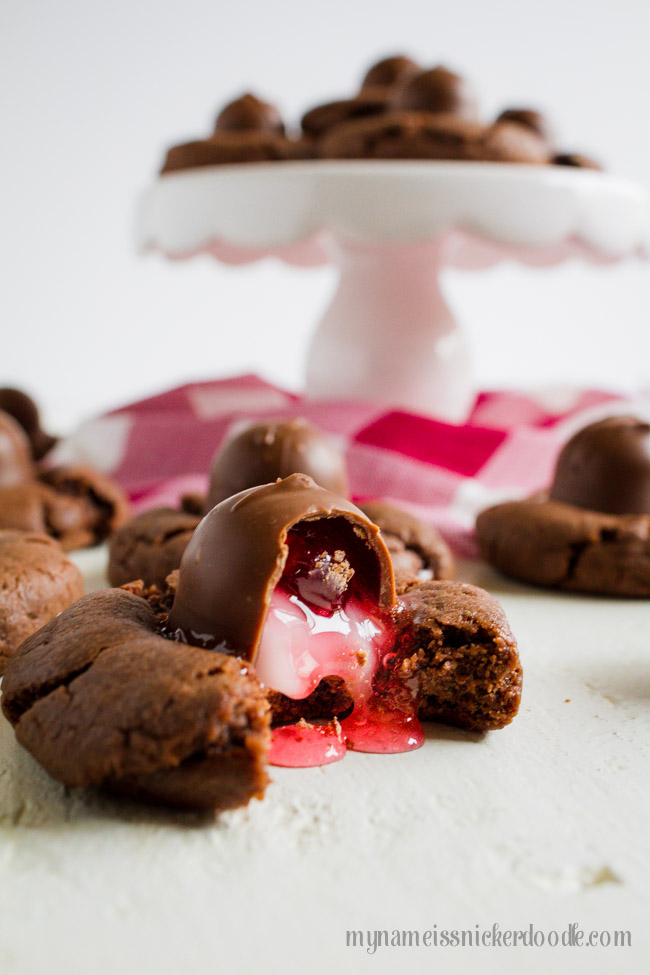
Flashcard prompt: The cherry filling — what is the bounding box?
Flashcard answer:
[259,520,424,768]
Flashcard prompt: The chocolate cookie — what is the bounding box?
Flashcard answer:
[495,107,554,148]
[0,410,33,487]
[108,507,201,588]
[39,465,130,548]
[395,581,522,731]
[359,55,421,92]
[1,588,270,811]
[0,389,57,461]
[0,465,130,550]
[0,482,75,538]
[477,497,650,597]
[358,500,454,589]
[318,112,549,163]
[301,91,390,139]
[161,131,296,173]
[0,531,84,674]
[477,416,650,596]
[215,92,285,134]
[391,66,478,120]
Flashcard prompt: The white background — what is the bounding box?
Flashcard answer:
[2,0,650,430]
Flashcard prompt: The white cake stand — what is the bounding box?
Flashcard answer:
[137,161,650,420]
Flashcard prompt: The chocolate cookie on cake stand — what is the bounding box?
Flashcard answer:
[138,78,649,421]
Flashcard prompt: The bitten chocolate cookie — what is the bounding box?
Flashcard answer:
[168,475,521,738]
[476,416,650,596]
[395,581,522,731]
[1,589,270,812]
[270,580,521,733]
[358,500,454,589]
[318,112,550,163]
[108,507,201,588]
[0,531,84,674]
[3,477,522,810]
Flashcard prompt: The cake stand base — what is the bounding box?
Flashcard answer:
[306,238,472,420]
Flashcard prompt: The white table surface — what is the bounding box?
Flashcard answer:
[1,551,648,975]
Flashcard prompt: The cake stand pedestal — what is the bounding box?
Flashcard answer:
[137,161,649,420]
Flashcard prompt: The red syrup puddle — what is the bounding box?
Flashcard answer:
[340,702,424,755]
[268,703,424,768]
[269,722,347,767]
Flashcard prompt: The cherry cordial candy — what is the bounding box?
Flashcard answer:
[168,474,413,766]
[359,55,421,91]
[0,410,34,488]
[215,93,285,135]
[204,417,349,511]
[170,472,394,658]
[0,388,57,461]
[495,108,554,147]
[392,65,478,120]
[549,416,650,515]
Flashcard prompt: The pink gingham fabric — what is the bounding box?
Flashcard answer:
[52,375,650,559]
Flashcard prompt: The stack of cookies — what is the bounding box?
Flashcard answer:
[161,55,600,173]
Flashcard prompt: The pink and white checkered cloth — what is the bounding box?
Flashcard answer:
[52,375,650,559]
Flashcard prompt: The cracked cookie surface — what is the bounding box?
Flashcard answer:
[476,497,650,597]
[108,507,201,588]
[1,589,270,811]
[395,581,522,731]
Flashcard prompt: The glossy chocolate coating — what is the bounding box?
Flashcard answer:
[205,417,349,511]
[216,93,285,134]
[392,65,478,120]
[496,108,554,147]
[0,388,57,461]
[0,410,34,488]
[549,416,650,515]
[360,55,421,91]
[168,473,395,662]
